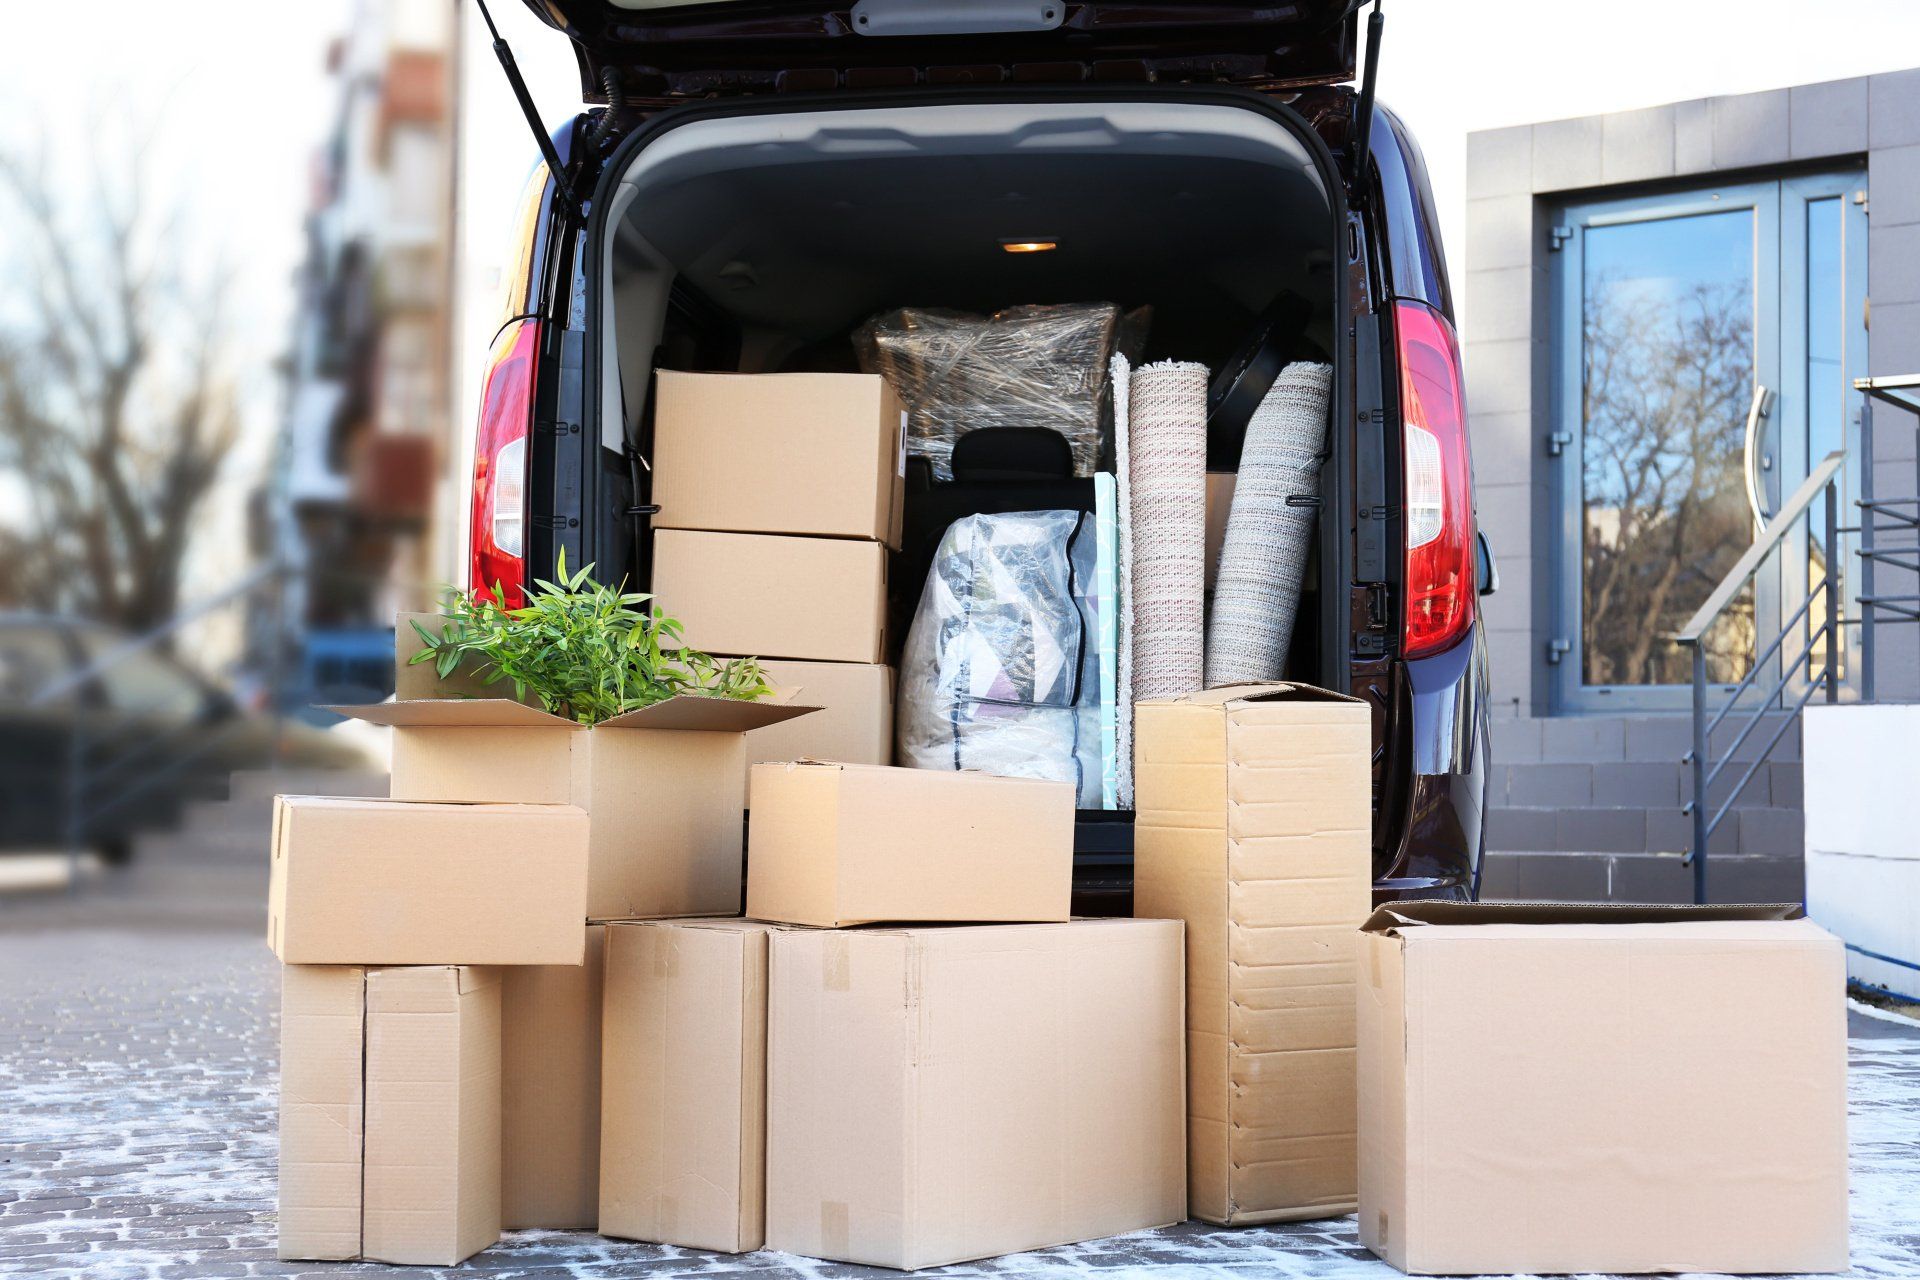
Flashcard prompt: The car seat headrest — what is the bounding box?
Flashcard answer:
[949,427,1075,483]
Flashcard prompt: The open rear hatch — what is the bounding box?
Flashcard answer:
[523,0,1363,100]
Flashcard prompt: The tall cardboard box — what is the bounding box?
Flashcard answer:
[651,529,888,664]
[501,924,606,1230]
[268,796,589,965]
[652,371,906,546]
[747,660,894,771]
[1358,902,1849,1277]
[278,966,367,1261]
[279,965,502,1266]
[766,920,1186,1270]
[747,761,1073,927]
[333,696,813,920]
[600,919,787,1252]
[1133,683,1373,1225]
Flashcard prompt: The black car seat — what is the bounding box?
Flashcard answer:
[891,426,1095,655]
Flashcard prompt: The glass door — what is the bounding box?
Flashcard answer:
[1780,171,1870,697]
[1549,170,1866,713]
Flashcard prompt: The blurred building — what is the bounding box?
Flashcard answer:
[267,0,461,703]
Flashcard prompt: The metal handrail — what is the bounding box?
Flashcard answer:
[42,560,297,886]
[30,559,289,707]
[1676,449,1846,905]
[1676,452,1847,644]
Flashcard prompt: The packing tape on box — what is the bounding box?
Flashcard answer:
[821,1201,850,1256]
[822,935,851,993]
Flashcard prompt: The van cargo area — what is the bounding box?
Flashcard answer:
[565,98,1345,890]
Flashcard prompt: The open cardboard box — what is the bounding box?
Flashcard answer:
[1357,901,1848,1276]
[326,615,818,919]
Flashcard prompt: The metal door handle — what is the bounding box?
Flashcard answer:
[1743,384,1774,530]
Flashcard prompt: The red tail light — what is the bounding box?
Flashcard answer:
[469,318,538,606]
[1395,299,1477,658]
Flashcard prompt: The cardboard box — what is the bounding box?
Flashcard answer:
[651,530,888,664]
[1358,902,1849,1276]
[279,965,502,1266]
[600,918,788,1252]
[278,965,367,1261]
[501,924,605,1230]
[332,694,813,920]
[765,920,1187,1270]
[747,661,894,772]
[1133,683,1373,1225]
[652,371,906,547]
[746,761,1073,927]
[1204,471,1236,590]
[267,796,589,965]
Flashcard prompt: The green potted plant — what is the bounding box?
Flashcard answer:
[411,551,771,725]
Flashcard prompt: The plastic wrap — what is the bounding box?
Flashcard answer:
[855,304,1144,481]
[897,509,1102,806]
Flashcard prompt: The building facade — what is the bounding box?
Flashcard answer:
[1468,71,1920,901]
[269,0,461,703]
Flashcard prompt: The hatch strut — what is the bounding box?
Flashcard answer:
[1348,0,1384,207]
[473,0,584,216]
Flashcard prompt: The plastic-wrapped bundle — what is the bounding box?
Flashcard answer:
[897,509,1101,806]
[855,304,1134,481]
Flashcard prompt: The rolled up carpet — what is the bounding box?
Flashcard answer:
[1127,360,1209,703]
[1205,361,1332,686]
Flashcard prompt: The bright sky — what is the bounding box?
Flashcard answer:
[9,0,1920,591]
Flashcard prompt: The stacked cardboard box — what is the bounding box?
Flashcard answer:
[649,372,903,774]
[1133,684,1374,1225]
[266,616,1853,1276]
[594,761,1188,1270]
[271,631,814,1265]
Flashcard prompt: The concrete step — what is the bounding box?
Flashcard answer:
[1479,849,1803,906]
[1494,759,1799,811]
[1486,804,1802,858]
[179,770,388,831]
[134,768,388,868]
[1493,714,1804,767]
[227,768,388,805]
[134,827,272,866]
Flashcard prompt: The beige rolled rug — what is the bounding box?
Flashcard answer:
[1205,361,1332,686]
[1126,360,1209,703]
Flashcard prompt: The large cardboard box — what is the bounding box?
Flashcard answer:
[765,920,1187,1270]
[652,371,905,547]
[335,692,813,920]
[1133,683,1373,1225]
[501,924,606,1230]
[600,918,788,1252]
[747,661,894,772]
[279,965,502,1266]
[651,529,888,664]
[1358,902,1849,1276]
[747,761,1073,927]
[267,796,589,965]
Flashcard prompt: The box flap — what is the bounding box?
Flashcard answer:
[596,696,819,733]
[321,699,578,729]
[1140,681,1366,708]
[1361,900,1807,936]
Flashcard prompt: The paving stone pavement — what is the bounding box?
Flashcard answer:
[2,872,1919,1280]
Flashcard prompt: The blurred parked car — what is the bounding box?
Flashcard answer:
[0,614,368,863]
